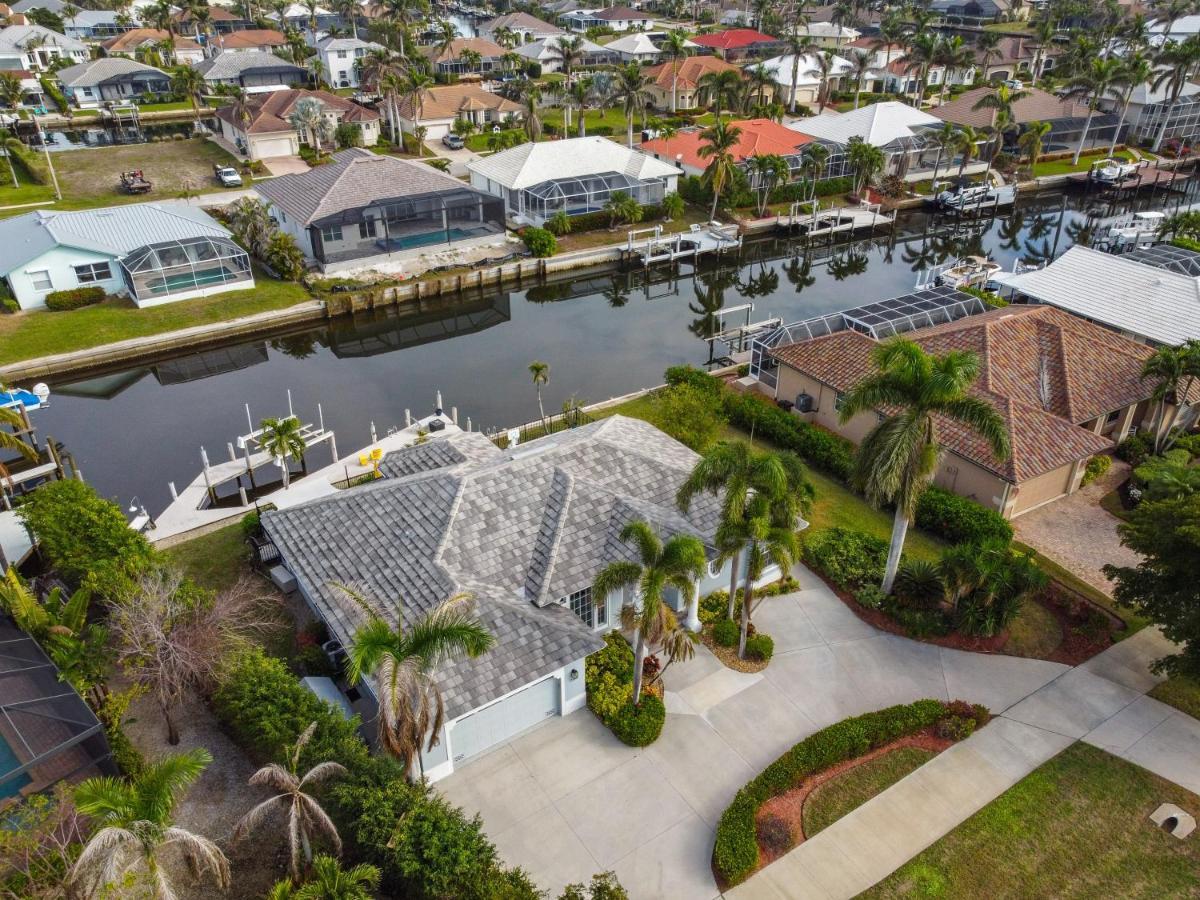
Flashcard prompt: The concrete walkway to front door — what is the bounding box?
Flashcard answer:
[435,569,1197,899]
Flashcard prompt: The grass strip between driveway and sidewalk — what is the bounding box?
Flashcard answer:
[861,742,1200,899]
[1149,676,1200,720]
[803,746,938,838]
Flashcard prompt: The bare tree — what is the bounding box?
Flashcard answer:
[109,571,278,745]
[0,785,87,900]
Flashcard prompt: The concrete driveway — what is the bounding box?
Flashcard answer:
[261,155,310,176]
[422,140,483,177]
[437,569,1071,898]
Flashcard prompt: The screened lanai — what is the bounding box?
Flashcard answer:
[0,616,115,803]
[309,187,506,265]
[519,171,667,222]
[121,236,252,303]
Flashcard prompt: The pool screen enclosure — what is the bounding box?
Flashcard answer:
[519,172,666,220]
[121,236,252,301]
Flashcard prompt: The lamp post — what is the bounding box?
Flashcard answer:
[128,496,156,531]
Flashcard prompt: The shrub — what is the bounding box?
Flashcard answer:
[756,814,793,856]
[264,231,306,280]
[699,590,729,623]
[647,383,727,451]
[914,486,1013,546]
[545,209,572,236]
[587,631,635,684]
[608,694,665,747]
[1174,433,1200,457]
[884,602,951,637]
[587,670,630,720]
[1,298,17,313]
[711,618,739,647]
[44,286,105,311]
[661,192,684,221]
[291,643,337,678]
[712,699,979,885]
[935,714,976,741]
[1115,431,1153,466]
[641,653,660,682]
[745,633,774,661]
[892,559,944,609]
[521,226,557,257]
[664,364,723,397]
[854,583,887,609]
[1081,454,1112,486]
[722,391,855,480]
[803,527,889,590]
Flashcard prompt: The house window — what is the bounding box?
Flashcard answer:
[336,49,347,58]
[358,219,377,239]
[320,224,343,243]
[565,587,594,627]
[1106,409,1120,423]
[833,392,845,412]
[28,270,51,291]
[73,261,112,283]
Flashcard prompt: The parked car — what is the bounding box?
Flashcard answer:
[441,133,465,150]
[214,164,243,187]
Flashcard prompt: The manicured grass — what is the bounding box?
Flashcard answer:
[1032,150,1132,178]
[464,128,524,152]
[552,203,712,253]
[0,273,312,365]
[1149,676,1200,720]
[804,746,937,837]
[542,105,631,136]
[137,100,199,113]
[163,521,251,593]
[0,178,57,207]
[862,743,1200,899]
[1004,597,1063,659]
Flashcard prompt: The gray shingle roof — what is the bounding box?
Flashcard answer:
[254,147,488,226]
[0,23,86,52]
[262,416,723,718]
[56,57,167,87]
[195,49,305,81]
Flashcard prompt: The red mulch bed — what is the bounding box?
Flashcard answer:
[752,730,953,869]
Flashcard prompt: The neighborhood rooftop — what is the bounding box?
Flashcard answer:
[468,136,681,190]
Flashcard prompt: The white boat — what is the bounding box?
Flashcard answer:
[932,256,1002,289]
[1089,158,1139,184]
[1102,210,1166,251]
[932,182,1016,211]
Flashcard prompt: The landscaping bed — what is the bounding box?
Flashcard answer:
[586,632,666,747]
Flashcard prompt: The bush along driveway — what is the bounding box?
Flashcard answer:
[437,567,1200,900]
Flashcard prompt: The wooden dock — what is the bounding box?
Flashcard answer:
[625,222,742,266]
[775,201,893,241]
[1068,165,1192,192]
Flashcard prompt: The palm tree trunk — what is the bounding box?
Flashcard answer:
[1153,90,1178,153]
[709,178,720,221]
[931,147,942,185]
[626,111,633,149]
[881,510,908,595]
[1110,95,1132,157]
[1153,398,1167,454]
[631,629,646,705]
[737,577,754,658]
[671,64,677,112]
[726,549,740,620]
[536,387,546,432]
[1072,108,1095,166]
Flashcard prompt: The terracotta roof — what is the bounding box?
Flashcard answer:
[395,82,522,121]
[173,6,241,22]
[972,35,1059,66]
[102,28,202,52]
[212,29,287,50]
[215,88,378,134]
[691,28,780,50]
[594,5,653,19]
[423,36,505,64]
[930,86,1091,128]
[641,119,809,170]
[769,305,1162,482]
[644,54,740,91]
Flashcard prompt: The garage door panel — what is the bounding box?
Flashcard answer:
[452,676,560,763]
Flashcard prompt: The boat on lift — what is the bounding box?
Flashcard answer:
[931,180,1017,211]
[0,384,49,412]
[933,255,1002,289]
[1088,157,1139,185]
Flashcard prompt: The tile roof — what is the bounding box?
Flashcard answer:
[254,147,485,225]
[468,135,681,189]
[641,119,810,170]
[481,11,564,34]
[930,86,1090,128]
[195,50,306,81]
[0,23,85,52]
[789,100,941,146]
[691,28,780,50]
[422,36,505,64]
[769,305,1161,482]
[214,88,379,135]
[56,57,167,86]
[394,81,522,121]
[211,28,287,50]
[594,5,653,19]
[644,54,739,91]
[101,28,202,52]
[262,416,724,718]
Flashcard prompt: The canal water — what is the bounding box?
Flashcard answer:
[29,186,1195,514]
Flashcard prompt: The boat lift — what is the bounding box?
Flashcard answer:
[776,199,892,242]
[625,222,741,267]
[702,303,785,359]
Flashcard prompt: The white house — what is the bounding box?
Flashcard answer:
[561,6,655,32]
[0,25,88,72]
[62,9,130,40]
[312,35,384,89]
[478,11,564,43]
[512,35,616,72]
[0,203,253,310]
[261,415,775,780]
[56,58,170,108]
[468,136,680,225]
[604,32,667,64]
[793,21,861,48]
[761,51,854,107]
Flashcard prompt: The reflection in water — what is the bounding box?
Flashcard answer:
[34,185,1200,510]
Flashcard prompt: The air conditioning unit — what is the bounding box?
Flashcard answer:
[794,392,815,413]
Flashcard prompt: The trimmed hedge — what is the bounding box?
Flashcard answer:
[45,286,105,311]
[722,390,855,481]
[803,526,889,590]
[608,693,665,746]
[713,699,987,885]
[712,618,739,647]
[914,486,1013,546]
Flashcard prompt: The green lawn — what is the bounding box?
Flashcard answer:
[542,106,631,136]
[805,746,937,837]
[137,101,200,113]
[1149,676,1200,720]
[0,273,312,365]
[862,743,1200,899]
[0,178,57,208]
[552,202,712,253]
[163,521,250,593]
[1032,150,1131,178]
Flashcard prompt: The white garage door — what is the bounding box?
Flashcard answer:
[253,136,296,158]
[450,676,560,763]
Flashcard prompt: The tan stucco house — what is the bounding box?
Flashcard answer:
[762,303,1181,519]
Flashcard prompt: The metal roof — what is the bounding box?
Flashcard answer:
[468,136,680,191]
[789,101,942,148]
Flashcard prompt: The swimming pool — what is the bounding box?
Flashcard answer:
[378,228,485,252]
[0,736,30,799]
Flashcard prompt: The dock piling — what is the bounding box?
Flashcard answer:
[452,406,458,425]
[227,442,236,462]
[370,421,377,443]
[405,409,411,426]
[169,482,178,501]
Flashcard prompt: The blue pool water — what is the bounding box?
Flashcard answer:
[0,737,30,799]
[382,228,481,251]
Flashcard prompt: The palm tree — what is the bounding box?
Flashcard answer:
[812,49,837,113]
[1150,36,1200,151]
[697,68,742,122]
[748,153,788,217]
[1018,119,1052,173]
[663,29,691,112]
[567,77,591,137]
[698,118,743,221]
[800,142,829,203]
[528,360,549,429]
[434,17,456,56]
[1151,0,1199,43]
[1141,341,1200,453]
[1063,56,1125,164]
[900,32,938,106]
[846,134,884,198]
[338,588,493,777]
[928,121,958,185]
[546,36,584,128]
[260,416,306,488]
[614,62,649,148]
[847,49,873,110]
[971,82,1028,171]
[1028,16,1057,87]
[933,35,973,105]
[233,722,345,881]
[70,749,230,899]
[744,63,773,109]
[839,340,1010,594]
[592,521,705,703]
[784,33,817,114]
[1110,52,1153,156]
[954,124,983,176]
[519,78,542,141]
[974,30,1003,80]
[284,855,380,900]
[334,0,359,38]
[170,64,206,122]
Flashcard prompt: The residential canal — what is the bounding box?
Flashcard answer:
[30,186,1197,514]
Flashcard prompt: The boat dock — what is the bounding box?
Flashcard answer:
[625,222,742,266]
[775,201,893,242]
[1068,164,1192,193]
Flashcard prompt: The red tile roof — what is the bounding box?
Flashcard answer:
[643,55,741,91]
[769,305,1162,482]
[215,88,379,134]
[640,119,810,171]
[212,29,287,50]
[691,28,780,50]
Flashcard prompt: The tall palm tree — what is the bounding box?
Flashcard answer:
[744,63,773,109]
[567,77,591,137]
[171,64,205,121]
[260,416,306,489]
[1141,341,1200,452]
[233,722,346,881]
[433,17,457,56]
[900,32,938,107]
[519,78,542,141]
[800,142,829,202]
[528,360,549,430]
[1110,52,1154,156]
[1018,119,1052,173]
[812,49,837,113]
[933,35,973,105]
[1151,0,1199,44]
[337,588,493,777]
[1028,16,1057,87]
[662,29,691,112]
[1063,56,1125,164]
[334,0,359,38]
[614,62,649,148]
[302,0,321,43]
[546,36,584,128]
[592,521,705,703]
[847,49,873,109]
[928,121,958,185]
[748,153,788,217]
[70,749,230,899]
[846,134,884,198]
[1150,35,1200,151]
[697,68,742,122]
[839,340,1010,594]
[974,31,1003,79]
[698,118,742,221]
[785,33,816,114]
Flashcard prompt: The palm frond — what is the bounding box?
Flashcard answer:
[345,616,399,683]
[404,595,495,666]
[618,519,662,563]
[232,795,283,845]
[133,749,211,826]
[162,826,231,890]
[938,396,1011,460]
[592,560,642,599]
[298,760,347,788]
